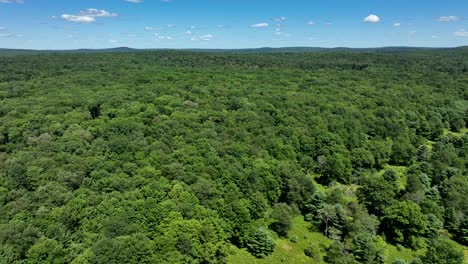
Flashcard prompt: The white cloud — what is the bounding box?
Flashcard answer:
[454,29,468,37]
[438,16,460,22]
[125,0,143,3]
[61,9,117,23]
[109,39,118,43]
[431,35,439,39]
[0,26,6,31]
[250,22,269,28]
[200,34,214,40]
[363,14,380,23]
[0,0,23,3]
[393,22,401,27]
[307,21,316,25]
[61,15,95,23]
[185,30,192,35]
[79,9,117,18]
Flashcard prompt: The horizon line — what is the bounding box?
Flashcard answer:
[0,45,467,52]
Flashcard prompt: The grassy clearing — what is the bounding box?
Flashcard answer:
[383,243,419,263]
[230,161,468,264]
[228,216,332,264]
[443,128,468,137]
[228,215,426,264]
[377,165,408,190]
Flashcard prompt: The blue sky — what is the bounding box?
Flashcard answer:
[0,0,467,49]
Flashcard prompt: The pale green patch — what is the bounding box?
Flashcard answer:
[228,216,331,264]
[383,242,420,263]
[443,127,468,137]
[377,165,408,190]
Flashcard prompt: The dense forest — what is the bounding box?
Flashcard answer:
[0,49,467,263]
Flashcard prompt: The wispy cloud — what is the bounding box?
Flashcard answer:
[125,0,143,3]
[0,0,23,3]
[307,21,316,25]
[454,29,468,37]
[250,22,269,28]
[363,14,380,23]
[0,26,22,38]
[80,9,117,18]
[61,9,117,23]
[0,33,23,38]
[158,36,174,40]
[438,16,460,22]
[394,22,401,27]
[274,32,290,36]
[190,34,214,41]
[273,17,286,22]
[145,26,161,31]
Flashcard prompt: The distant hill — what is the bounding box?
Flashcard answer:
[0,46,466,56]
[0,47,138,56]
[182,46,468,54]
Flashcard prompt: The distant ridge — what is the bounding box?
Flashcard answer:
[0,47,138,56]
[0,46,467,56]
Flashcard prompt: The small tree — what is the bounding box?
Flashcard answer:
[381,201,427,248]
[245,227,276,258]
[88,103,101,119]
[324,241,356,264]
[318,203,347,240]
[454,220,468,246]
[269,203,293,237]
[304,242,321,262]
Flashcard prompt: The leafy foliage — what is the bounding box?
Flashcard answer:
[0,49,467,263]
